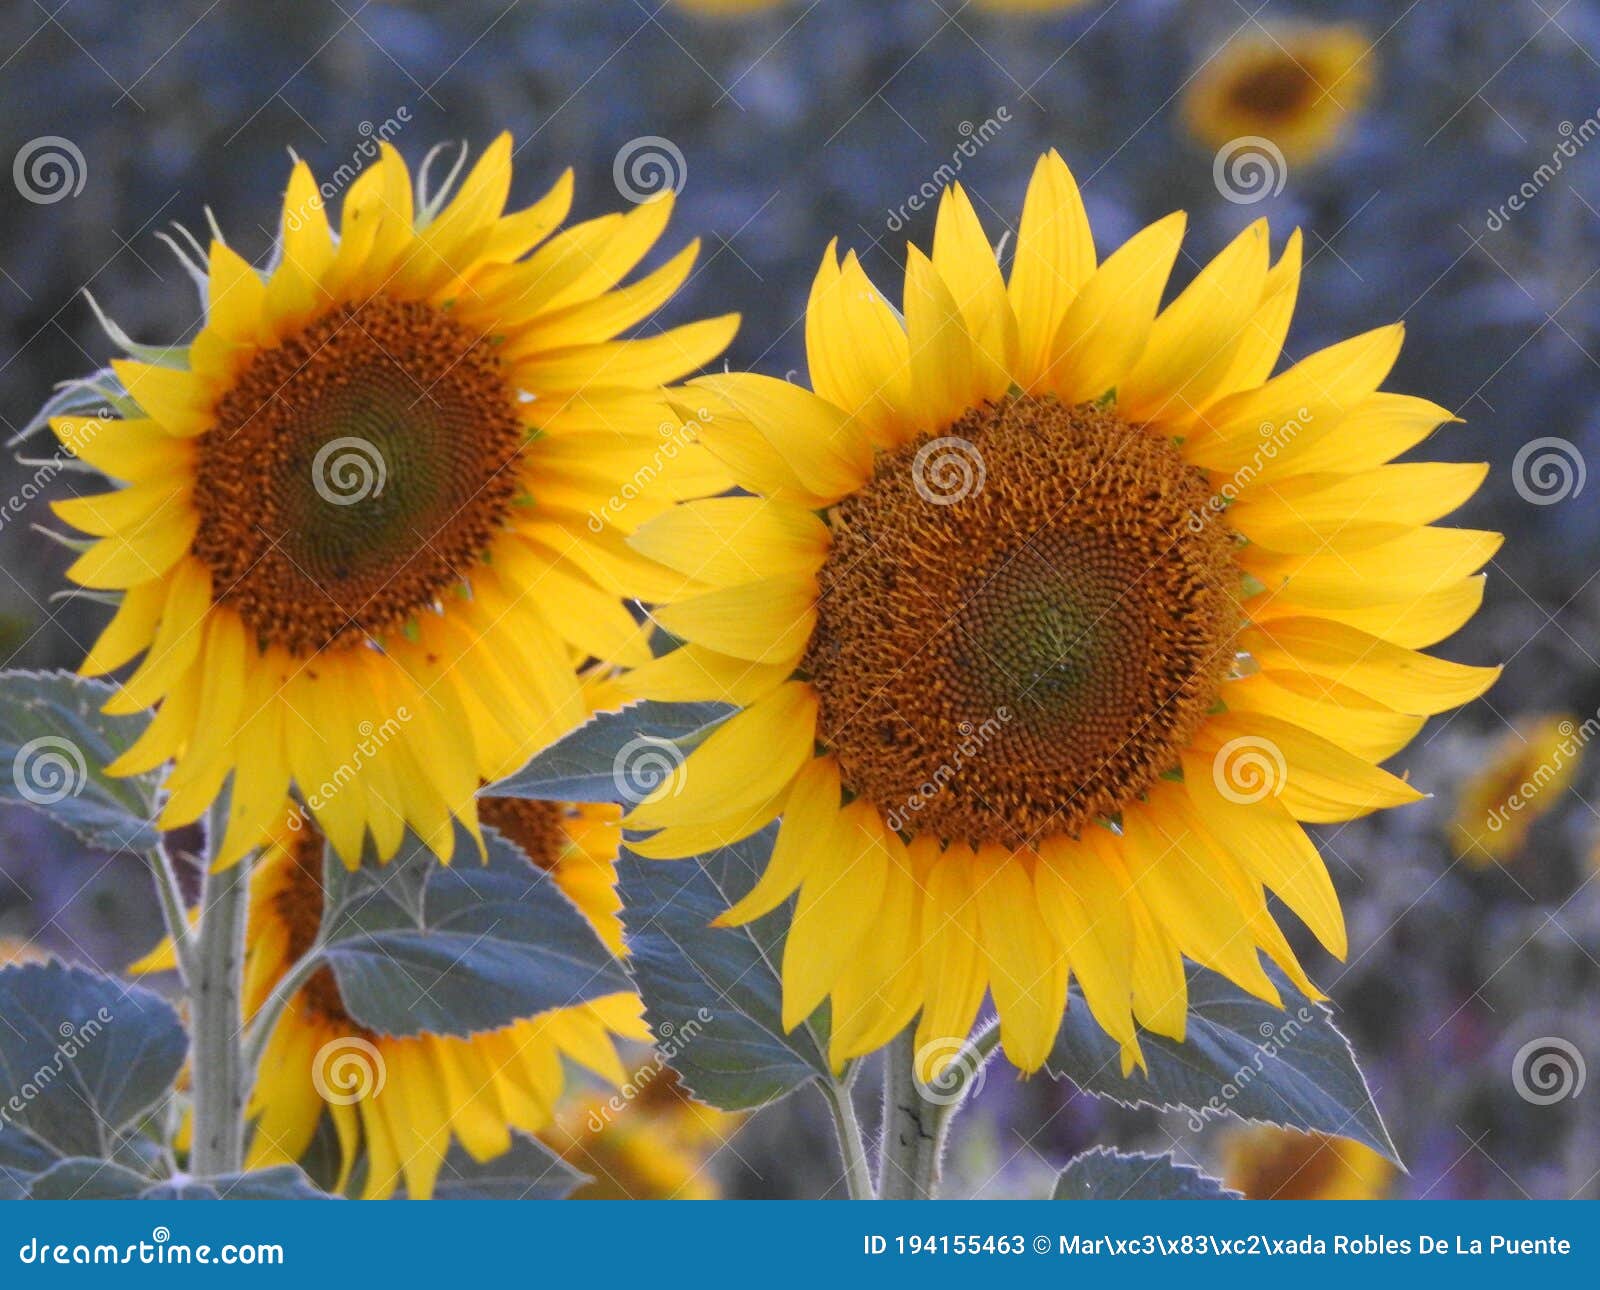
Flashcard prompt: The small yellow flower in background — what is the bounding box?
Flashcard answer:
[1451,714,1583,865]
[1221,1127,1395,1199]
[134,792,641,1200]
[51,134,734,870]
[1184,24,1374,165]
[0,937,47,966]
[619,150,1498,1080]
[550,1072,742,1200]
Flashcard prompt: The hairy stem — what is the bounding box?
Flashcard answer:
[877,1021,1002,1199]
[820,1074,875,1200]
[187,850,253,1178]
[147,840,194,985]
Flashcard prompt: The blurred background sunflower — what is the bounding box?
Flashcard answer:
[4,0,1598,1199]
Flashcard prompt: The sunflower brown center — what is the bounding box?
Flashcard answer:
[478,797,569,871]
[192,296,527,655]
[271,796,568,1028]
[1229,58,1322,119]
[275,824,356,1029]
[803,396,1240,851]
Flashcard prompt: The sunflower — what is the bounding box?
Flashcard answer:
[1451,715,1581,865]
[549,1071,741,1200]
[134,792,641,1199]
[51,134,734,869]
[1183,24,1373,165]
[1220,1127,1394,1200]
[618,151,1499,1077]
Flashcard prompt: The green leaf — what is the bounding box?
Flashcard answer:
[1046,965,1398,1163]
[0,670,160,852]
[425,1133,586,1199]
[490,700,732,804]
[145,1165,330,1199]
[1052,1148,1240,1200]
[0,962,187,1167]
[26,1158,155,1200]
[27,1160,328,1200]
[319,825,631,1038]
[0,1131,64,1200]
[617,824,832,1111]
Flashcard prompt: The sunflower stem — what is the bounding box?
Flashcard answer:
[188,845,254,1179]
[241,930,327,1082]
[878,1021,1002,1199]
[820,1074,875,1200]
[147,839,195,985]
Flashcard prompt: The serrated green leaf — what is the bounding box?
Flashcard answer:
[617,824,832,1111]
[1052,1148,1240,1199]
[490,700,732,804]
[0,962,187,1166]
[319,825,631,1038]
[0,670,160,852]
[1046,965,1398,1163]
